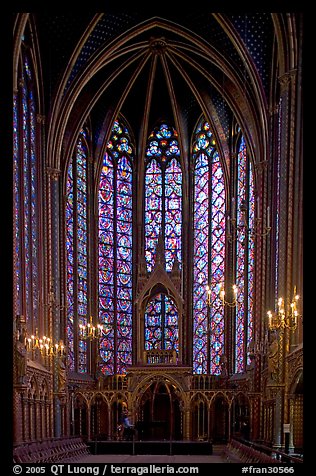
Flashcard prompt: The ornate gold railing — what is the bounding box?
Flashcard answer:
[143,349,177,365]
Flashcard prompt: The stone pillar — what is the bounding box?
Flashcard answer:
[108,405,112,440]
[87,405,91,441]
[273,387,284,449]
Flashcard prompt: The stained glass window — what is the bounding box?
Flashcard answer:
[145,123,182,272]
[13,51,40,332]
[192,119,225,375]
[66,129,89,373]
[235,135,254,372]
[275,97,282,300]
[144,294,179,352]
[98,119,133,375]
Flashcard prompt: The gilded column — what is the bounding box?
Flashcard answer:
[288,396,295,453]
[183,407,191,441]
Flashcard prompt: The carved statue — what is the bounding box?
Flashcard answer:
[58,356,67,393]
[220,354,228,377]
[267,333,279,382]
[95,356,104,390]
[15,341,27,384]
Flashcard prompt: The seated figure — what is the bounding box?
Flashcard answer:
[122,410,134,440]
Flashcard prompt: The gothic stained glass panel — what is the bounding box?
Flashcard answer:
[98,120,133,375]
[13,52,40,330]
[13,94,21,313]
[247,167,255,365]
[76,136,88,373]
[145,159,162,271]
[235,135,254,372]
[144,294,179,352]
[66,129,88,373]
[145,123,182,272]
[165,158,182,270]
[192,119,225,375]
[66,160,75,370]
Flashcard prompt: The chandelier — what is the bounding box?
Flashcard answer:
[267,287,300,332]
[227,198,271,243]
[25,330,65,357]
[14,317,65,358]
[79,316,104,340]
[206,283,238,307]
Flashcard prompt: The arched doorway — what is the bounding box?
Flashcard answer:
[73,394,87,437]
[137,379,183,440]
[210,394,229,443]
[90,394,109,440]
[191,394,208,440]
[231,393,250,440]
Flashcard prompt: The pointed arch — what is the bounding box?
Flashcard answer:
[98,117,134,376]
[144,121,182,273]
[192,117,226,375]
[66,127,90,373]
[13,32,43,336]
[234,133,255,373]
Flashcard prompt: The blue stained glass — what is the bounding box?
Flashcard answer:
[193,118,225,375]
[66,130,89,372]
[145,125,182,273]
[99,119,133,375]
[144,294,179,353]
[14,53,40,334]
[235,135,254,373]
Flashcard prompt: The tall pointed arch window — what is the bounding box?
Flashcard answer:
[234,134,255,373]
[13,50,41,333]
[274,97,282,300]
[192,119,226,375]
[66,128,89,373]
[98,119,134,375]
[144,123,182,272]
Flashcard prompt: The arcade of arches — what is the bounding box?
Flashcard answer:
[12,11,303,459]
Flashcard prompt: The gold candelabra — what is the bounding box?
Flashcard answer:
[25,330,65,357]
[205,283,238,307]
[267,287,300,332]
[14,317,65,358]
[79,316,104,340]
[227,198,271,243]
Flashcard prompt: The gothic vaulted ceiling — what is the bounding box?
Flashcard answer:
[25,10,283,169]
